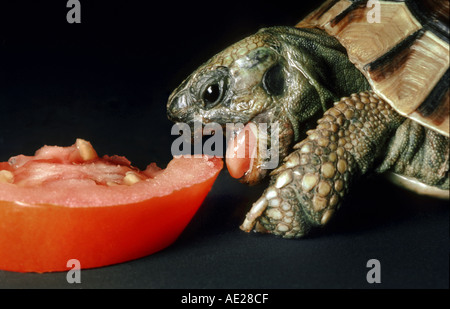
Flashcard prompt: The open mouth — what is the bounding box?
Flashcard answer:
[176,115,281,185]
[226,122,257,179]
[225,121,276,185]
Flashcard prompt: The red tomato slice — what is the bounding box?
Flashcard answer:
[0,139,222,273]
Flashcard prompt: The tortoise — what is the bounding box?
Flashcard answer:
[167,0,449,238]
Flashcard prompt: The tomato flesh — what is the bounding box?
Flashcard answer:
[0,139,222,272]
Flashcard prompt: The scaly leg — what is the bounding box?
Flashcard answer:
[240,91,406,238]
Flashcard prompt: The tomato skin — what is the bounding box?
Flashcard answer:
[0,161,221,273]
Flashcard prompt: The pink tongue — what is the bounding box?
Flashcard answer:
[226,123,257,179]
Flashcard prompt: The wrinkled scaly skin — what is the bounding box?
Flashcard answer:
[167,26,449,238]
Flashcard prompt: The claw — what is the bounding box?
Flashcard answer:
[240,196,268,232]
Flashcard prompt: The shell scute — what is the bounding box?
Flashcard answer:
[297,0,449,137]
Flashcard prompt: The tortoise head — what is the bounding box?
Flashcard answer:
[167,26,368,184]
[168,29,287,126]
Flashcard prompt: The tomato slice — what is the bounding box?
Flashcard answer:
[0,139,222,273]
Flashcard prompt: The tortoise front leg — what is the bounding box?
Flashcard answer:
[241,91,405,238]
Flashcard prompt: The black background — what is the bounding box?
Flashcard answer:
[0,0,448,289]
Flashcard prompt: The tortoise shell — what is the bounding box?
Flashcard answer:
[297,0,449,137]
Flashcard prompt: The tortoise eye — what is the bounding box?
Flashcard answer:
[198,66,229,109]
[203,83,221,105]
